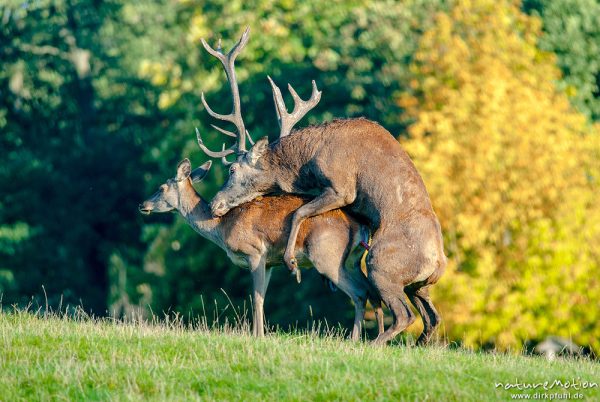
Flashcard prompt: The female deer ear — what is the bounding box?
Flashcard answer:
[176,158,192,181]
[246,137,269,166]
[190,160,212,183]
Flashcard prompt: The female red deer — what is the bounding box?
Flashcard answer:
[196,28,446,345]
[139,158,384,339]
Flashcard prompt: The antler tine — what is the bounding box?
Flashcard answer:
[268,77,322,138]
[267,76,285,129]
[210,124,237,138]
[196,127,236,159]
[287,80,321,121]
[200,27,250,157]
[245,130,255,146]
[221,144,234,166]
[227,26,250,65]
[201,92,235,123]
[200,38,227,64]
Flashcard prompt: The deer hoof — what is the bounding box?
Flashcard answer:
[416,334,430,346]
[285,256,298,271]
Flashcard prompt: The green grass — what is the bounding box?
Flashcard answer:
[0,311,598,401]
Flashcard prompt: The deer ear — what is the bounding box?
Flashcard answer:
[176,158,192,181]
[246,137,269,166]
[190,160,212,183]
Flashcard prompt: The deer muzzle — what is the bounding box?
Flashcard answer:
[138,202,153,215]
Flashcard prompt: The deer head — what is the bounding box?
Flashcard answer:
[196,28,321,216]
[210,136,273,216]
[139,159,212,214]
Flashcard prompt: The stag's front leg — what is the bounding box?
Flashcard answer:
[250,256,270,337]
[284,187,352,273]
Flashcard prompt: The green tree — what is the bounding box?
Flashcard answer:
[0,0,168,313]
[524,0,600,121]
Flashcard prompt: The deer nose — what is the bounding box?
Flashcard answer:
[139,203,151,215]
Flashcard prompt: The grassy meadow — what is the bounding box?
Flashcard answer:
[0,310,598,401]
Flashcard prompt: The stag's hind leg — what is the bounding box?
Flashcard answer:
[366,240,420,345]
[370,276,415,345]
[406,286,440,345]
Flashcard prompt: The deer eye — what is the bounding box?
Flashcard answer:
[229,165,236,174]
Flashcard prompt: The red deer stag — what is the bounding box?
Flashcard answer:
[196,28,446,345]
[139,158,385,339]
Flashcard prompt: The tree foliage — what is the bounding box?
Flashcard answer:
[523,0,600,121]
[0,0,167,313]
[402,0,600,350]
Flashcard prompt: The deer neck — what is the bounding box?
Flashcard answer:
[265,138,315,193]
[177,183,221,239]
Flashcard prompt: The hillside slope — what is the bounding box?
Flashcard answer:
[0,312,598,401]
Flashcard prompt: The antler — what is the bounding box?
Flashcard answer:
[268,76,322,138]
[196,27,250,162]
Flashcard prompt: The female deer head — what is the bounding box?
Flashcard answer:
[139,160,212,214]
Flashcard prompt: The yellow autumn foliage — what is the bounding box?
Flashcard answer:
[401,0,600,351]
